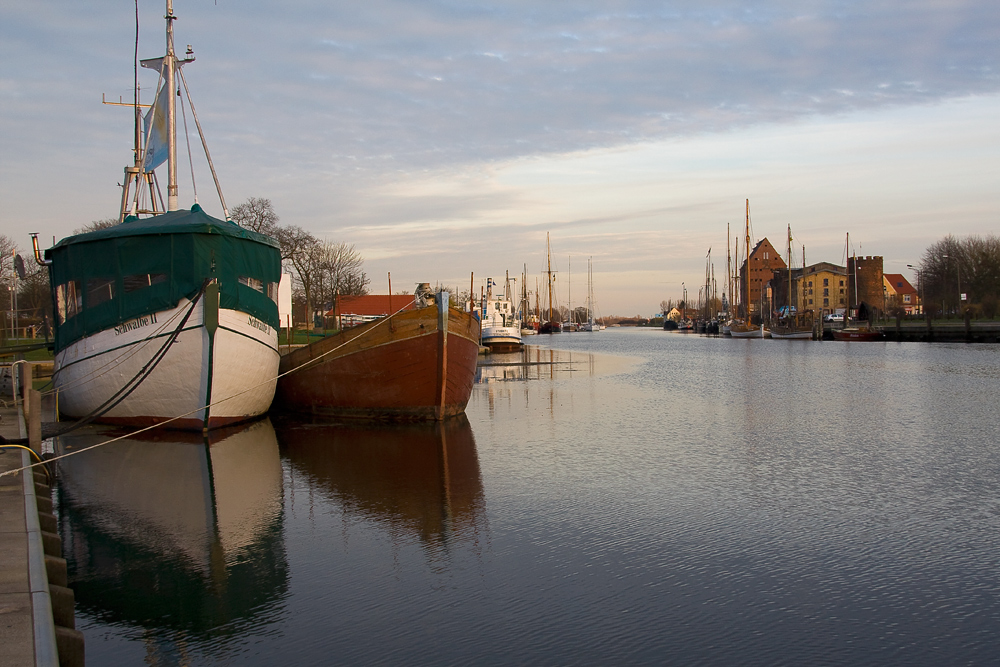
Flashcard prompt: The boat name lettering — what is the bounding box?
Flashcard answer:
[114,313,157,335]
[249,316,270,334]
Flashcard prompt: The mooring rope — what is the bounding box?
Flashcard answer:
[0,299,421,479]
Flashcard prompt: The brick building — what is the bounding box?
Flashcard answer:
[847,256,885,318]
[739,238,786,316]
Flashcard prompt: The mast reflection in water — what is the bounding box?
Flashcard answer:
[54,419,287,661]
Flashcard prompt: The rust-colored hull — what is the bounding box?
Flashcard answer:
[275,305,481,420]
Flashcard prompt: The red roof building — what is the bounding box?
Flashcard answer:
[883,273,921,315]
[328,294,416,327]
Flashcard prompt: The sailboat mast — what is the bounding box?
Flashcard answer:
[726,223,731,316]
[568,255,572,324]
[744,199,751,320]
[165,0,178,211]
[547,232,553,322]
[787,224,792,315]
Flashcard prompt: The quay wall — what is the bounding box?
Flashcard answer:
[1,363,84,666]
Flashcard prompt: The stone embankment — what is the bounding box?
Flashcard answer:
[1,363,83,666]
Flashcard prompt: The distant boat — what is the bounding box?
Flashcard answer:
[729,323,764,338]
[480,274,523,351]
[729,199,764,339]
[275,286,481,420]
[769,224,814,340]
[540,233,562,333]
[832,327,884,341]
[34,2,280,430]
[580,257,602,331]
[832,233,883,341]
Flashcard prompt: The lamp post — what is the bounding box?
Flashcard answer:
[907,264,922,316]
[942,254,951,314]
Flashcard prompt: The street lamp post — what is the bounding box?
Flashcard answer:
[907,264,922,316]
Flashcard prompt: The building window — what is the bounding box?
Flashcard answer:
[823,288,829,296]
[823,298,829,306]
[823,278,829,286]
[808,281,813,287]
[904,294,911,303]
[839,280,844,286]
[809,299,813,305]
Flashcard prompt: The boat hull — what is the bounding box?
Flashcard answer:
[769,330,813,339]
[482,325,523,351]
[832,328,884,341]
[54,299,279,430]
[275,304,481,420]
[729,326,764,338]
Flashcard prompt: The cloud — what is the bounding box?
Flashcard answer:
[2,1,998,314]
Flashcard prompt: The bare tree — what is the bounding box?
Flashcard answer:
[0,235,17,284]
[919,233,1000,317]
[319,241,368,301]
[231,197,279,235]
[272,225,321,329]
[73,218,118,234]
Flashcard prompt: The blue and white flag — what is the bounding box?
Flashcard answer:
[142,83,170,171]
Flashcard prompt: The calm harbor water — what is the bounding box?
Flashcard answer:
[53,329,1000,665]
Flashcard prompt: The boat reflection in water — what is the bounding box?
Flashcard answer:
[276,414,486,550]
[54,418,287,655]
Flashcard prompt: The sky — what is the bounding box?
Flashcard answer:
[1,0,998,316]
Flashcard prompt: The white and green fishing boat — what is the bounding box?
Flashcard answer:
[32,1,280,430]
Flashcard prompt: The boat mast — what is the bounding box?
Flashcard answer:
[726,223,731,317]
[568,255,572,324]
[845,232,850,327]
[546,233,554,322]
[744,199,751,321]
[787,224,792,317]
[164,0,179,210]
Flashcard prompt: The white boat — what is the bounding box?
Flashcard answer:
[480,274,523,351]
[33,1,280,430]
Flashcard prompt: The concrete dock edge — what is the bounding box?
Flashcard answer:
[19,404,59,667]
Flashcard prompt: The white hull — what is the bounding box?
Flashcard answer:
[54,298,278,429]
[482,325,523,349]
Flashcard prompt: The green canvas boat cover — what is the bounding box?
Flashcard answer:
[48,206,281,351]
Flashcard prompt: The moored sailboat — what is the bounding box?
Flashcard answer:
[769,224,814,340]
[729,199,764,338]
[539,233,562,334]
